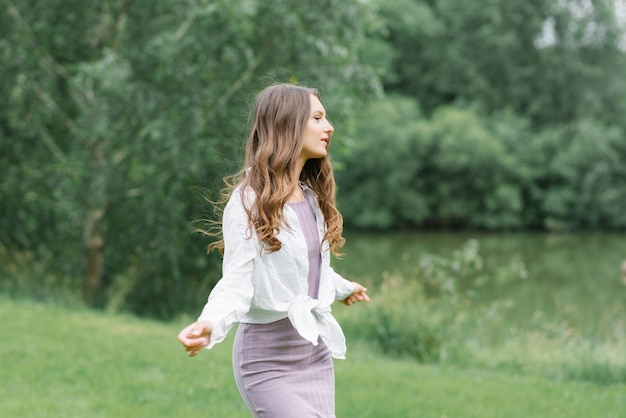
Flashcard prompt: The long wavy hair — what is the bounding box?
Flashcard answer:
[207,83,345,255]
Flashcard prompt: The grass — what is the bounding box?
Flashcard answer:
[1,297,624,418]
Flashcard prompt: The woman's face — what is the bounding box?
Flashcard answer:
[299,95,334,164]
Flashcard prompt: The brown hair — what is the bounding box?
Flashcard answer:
[207,83,344,255]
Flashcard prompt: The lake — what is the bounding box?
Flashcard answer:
[333,231,626,338]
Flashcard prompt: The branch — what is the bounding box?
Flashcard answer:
[37,122,68,164]
[214,55,263,110]
[5,0,71,80]
[32,85,88,145]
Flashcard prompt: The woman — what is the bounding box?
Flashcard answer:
[177,83,369,417]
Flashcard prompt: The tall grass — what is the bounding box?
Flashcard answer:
[0,243,82,305]
[337,240,626,385]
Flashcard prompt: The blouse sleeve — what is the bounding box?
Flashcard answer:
[330,266,356,301]
[197,189,258,348]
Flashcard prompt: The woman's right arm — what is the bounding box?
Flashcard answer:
[178,190,258,353]
[177,320,213,357]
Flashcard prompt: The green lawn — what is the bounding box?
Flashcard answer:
[1,298,623,417]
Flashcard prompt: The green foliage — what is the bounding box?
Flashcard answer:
[544,120,626,229]
[2,0,626,318]
[490,115,626,230]
[425,108,522,229]
[375,0,626,129]
[336,96,429,229]
[337,97,626,231]
[0,0,380,317]
[339,0,626,231]
[337,101,523,230]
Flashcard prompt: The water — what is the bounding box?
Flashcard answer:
[333,231,626,337]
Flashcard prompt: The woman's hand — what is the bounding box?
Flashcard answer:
[177,320,213,357]
[340,282,370,306]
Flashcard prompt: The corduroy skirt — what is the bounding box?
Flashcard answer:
[233,318,335,418]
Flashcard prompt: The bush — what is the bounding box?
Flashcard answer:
[336,100,525,230]
[339,240,518,361]
[336,96,430,229]
[544,120,626,229]
[336,240,626,384]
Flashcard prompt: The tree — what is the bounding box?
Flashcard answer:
[374,0,626,129]
[336,99,523,230]
[0,0,380,316]
[336,96,429,229]
[544,120,626,229]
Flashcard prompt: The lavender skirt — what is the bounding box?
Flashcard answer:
[233,318,335,417]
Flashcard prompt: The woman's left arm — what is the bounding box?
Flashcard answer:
[339,282,369,306]
[330,267,370,306]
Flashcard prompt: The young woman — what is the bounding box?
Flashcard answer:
[177,83,369,417]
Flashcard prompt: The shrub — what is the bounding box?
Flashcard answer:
[340,240,519,361]
[336,240,626,384]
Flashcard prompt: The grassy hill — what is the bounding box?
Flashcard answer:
[0,297,624,417]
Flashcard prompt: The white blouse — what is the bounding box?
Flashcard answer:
[197,184,356,359]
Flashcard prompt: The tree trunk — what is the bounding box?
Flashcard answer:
[83,207,106,304]
[82,142,108,306]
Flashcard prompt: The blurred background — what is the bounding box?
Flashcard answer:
[1,0,625,377]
